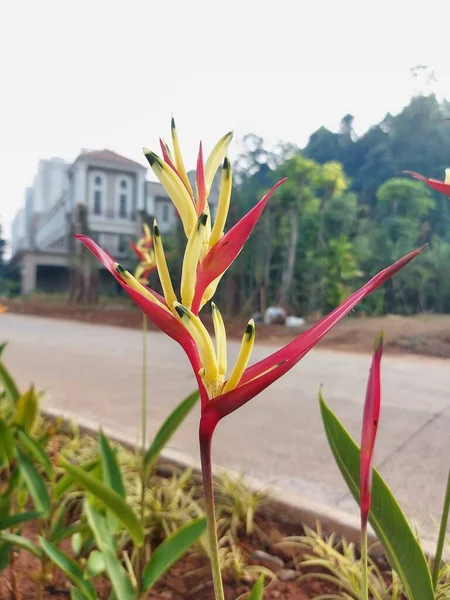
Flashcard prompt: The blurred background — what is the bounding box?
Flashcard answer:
[1,0,450,324]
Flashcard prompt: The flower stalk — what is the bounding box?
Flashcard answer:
[432,466,450,590]
[199,413,224,600]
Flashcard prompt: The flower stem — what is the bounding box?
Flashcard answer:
[138,312,148,597]
[199,428,225,600]
[432,466,450,590]
[361,522,369,600]
[141,312,148,453]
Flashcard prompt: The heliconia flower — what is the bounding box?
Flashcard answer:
[404,169,450,196]
[130,223,157,284]
[142,119,278,312]
[360,333,383,530]
[75,232,423,436]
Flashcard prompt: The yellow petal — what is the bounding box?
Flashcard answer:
[211,303,227,375]
[222,320,255,394]
[445,169,450,185]
[153,220,178,312]
[143,149,197,237]
[173,302,219,386]
[209,156,232,247]
[143,222,152,243]
[200,274,223,310]
[171,117,195,199]
[204,131,233,195]
[114,263,170,313]
[181,213,208,308]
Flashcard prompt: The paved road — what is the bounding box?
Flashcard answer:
[2,314,449,539]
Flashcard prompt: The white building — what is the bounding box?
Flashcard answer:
[11,149,220,294]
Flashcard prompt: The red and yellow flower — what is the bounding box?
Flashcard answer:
[130,223,156,284]
[76,120,424,441]
[405,169,450,196]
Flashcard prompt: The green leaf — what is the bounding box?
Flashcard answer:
[102,550,136,600]
[143,390,199,473]
[0,541,11,573]
[249,574,265,599]
[84,501,116,553]
[59,459,143,547]
[99,430,125,497]
[0,532,43,558]
[51,522,90,545]
[15,386,39,434]
[16,429,53,477]
[71,532,83,557]
[0,420,15,464]
[0,511,40,531]
[319,394,434,600]
[49,500,70,542]
[40,538,97,600]
[0,361,20,404]
[55,458,100,500]
[84,504,135,600]
[85,550,105,578]
[16,447,50,519]
[142,517,206,591]
[41,538,97,599]
[0,342,7,358]
[70,586,89,600]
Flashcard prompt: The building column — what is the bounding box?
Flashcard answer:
[74,163,88,206]
[21,254,37,295]
[136,170,145,212]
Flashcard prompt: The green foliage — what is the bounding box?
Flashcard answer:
[319,393,434,600]
[143,389,199,474]
[141,517,207,591]
[248,574,265,599]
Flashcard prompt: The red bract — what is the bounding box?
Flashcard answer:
[360,334,383,528]
[196,142,206,215]
[404,171,450,196]
[191,178,287,313]
[75,233,423,428]
[130,241,147,263]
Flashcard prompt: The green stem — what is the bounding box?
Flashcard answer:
[141,312,148,454]
[138,313,148,597]
[432,466,450,590]
[200,433,225,600]
[361,522,368,600]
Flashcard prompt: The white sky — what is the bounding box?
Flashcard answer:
[2,0,450,246]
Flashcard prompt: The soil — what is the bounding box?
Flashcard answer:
[0,516,336,599]
[4,297,450,359]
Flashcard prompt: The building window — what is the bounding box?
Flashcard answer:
[118,234,127,253]
[162,203,170,223]
[117,178,130,219]
[119,194,127,218]
[92,174,104,215]
[94,190,102,215]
